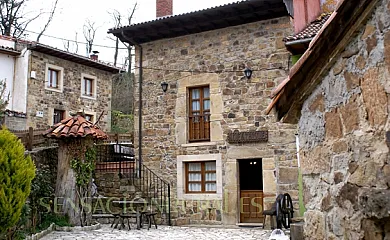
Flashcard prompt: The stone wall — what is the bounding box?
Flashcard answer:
[298,0,390,238]
[134,16,299,225]
[26,51,113,131]
[29,147,59,193]
[5,115,27,130]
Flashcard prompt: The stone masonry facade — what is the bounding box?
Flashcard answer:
[26,51,112,131]
[298,0,390,238]
[133,17,299,225]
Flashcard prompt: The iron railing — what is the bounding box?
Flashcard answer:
[94,143,171,225]
[95,143,135,174]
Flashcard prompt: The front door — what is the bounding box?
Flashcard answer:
[239,159,263,223]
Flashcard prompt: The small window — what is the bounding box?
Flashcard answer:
[48,69,59,88]
[83,77,93,96]
[81,74,97,99]
[53,109,65,125]
[189,86,210,142]
[85,114,94,122]
[45,64,63,92]
[185,161,216,193]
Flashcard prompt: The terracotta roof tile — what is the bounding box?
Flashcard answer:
[0,45,21,55]
[284,13,331,42]
[44,115,108,139]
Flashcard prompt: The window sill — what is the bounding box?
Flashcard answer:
[181,142,217,147]
[179,193,222,200]
[81,95,97,100]
[45,87,62,93]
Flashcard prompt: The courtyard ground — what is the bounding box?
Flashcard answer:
[40,224,274,240]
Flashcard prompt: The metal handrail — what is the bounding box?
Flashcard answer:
[94,143,171,226]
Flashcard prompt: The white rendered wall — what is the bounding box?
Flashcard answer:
[0,53,15,109]
[12,50,29,113]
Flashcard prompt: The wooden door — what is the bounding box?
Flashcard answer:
[240,190,264,223]
[239,159,263,223]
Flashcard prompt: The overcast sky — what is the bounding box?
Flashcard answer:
[24,0,238,68]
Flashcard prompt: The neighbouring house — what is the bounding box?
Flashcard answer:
[109,0,300,226]
[0,36,29,127]
[268,0,390,238]
[0,36,121,131]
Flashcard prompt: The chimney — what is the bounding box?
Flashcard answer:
[293,0,321,34]
[90,50,99,61]
[156,0,173,18]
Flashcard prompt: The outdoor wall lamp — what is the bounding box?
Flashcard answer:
[161,82,168,92]
[244,68,253,79]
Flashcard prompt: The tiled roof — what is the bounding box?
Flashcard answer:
[28,43,122,73]
[283,13,331,42]
[109,0,251,32]
[108,0,288,44]
[0,45,21,55]
[44,115,108,139]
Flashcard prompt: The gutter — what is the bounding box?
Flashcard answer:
[120,31,143,178]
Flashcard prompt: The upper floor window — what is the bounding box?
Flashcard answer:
[189,86,210,142]
[83,78,93,96]
[81,74,97,99]
[48,69,59,88]
[45,64,63,92]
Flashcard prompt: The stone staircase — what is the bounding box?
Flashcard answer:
[93,165,171,225]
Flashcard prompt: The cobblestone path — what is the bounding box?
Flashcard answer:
[40,225,272,240]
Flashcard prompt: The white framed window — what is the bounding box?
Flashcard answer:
[185,161,216,193]
[85,114,94,122]
[80,110,96,123]
[177,154,222,200]
[45,64,64,92]
[81,73,97,99]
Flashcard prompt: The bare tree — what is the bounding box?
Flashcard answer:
[63,40,70,51]
[108,9,121,66]
[0,0,59,39]
[36,0,59,42]
[108,2,137,70]
[62,32,78,53]
[83,19,97,56]
[74,31,78,53]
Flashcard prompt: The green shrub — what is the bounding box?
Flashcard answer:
[0,128,36,235]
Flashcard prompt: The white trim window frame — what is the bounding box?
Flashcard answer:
[45,64,64,93]
[81,73,97,99]
[177,154,222,200]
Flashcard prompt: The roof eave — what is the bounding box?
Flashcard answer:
[273,0,381,124]
[28,43,122,74]
[109,0,289,45]
[0,48,21,56]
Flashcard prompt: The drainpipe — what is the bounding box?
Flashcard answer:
[138,46,143,177]
[295,134,306,216]
[120,31,143,177]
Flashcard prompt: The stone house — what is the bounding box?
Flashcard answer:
[0,37,120,131]
[268,0,390,238]
[109,0,300,226]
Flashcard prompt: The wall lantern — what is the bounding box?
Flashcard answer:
[161,82,168,92]
[244,68,253,79]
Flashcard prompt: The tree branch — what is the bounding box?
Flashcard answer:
[36,0,59,42]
